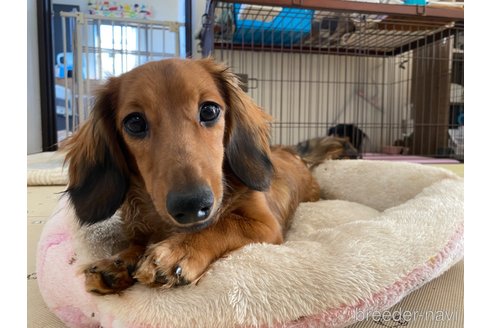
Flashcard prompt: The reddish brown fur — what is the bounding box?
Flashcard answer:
[63,58,320,294]
[289,136,361,168]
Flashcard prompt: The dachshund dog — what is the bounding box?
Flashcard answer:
[327,124,367,152]
[63,58,321,295]
[292,136,361,167]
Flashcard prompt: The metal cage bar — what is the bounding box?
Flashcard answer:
[201,1,464,161]
[55,12,184,141]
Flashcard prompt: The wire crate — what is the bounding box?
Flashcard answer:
[201,1,464,162]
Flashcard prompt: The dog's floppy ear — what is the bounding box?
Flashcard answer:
[62,77,129,225]
[200,58,273,191]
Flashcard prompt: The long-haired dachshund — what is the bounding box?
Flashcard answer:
[292,136,361,166]
[63,58,322,295]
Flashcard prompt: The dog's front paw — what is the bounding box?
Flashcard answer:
[134,236,212,288]
[82,245,145,295]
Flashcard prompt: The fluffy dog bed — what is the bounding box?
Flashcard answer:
[37,160,463,328]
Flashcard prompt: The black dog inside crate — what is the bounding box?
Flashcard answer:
[327,124,367,153]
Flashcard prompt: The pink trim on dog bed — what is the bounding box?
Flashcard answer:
[282,224,464,328]
[36,161,463,328]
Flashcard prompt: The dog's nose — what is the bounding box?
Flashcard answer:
[166,185,214,225]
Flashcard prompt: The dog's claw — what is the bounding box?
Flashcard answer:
[154,270,168,284]
[175,276,190,287]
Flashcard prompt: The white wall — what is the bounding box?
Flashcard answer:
[52,0,182,21]
[27,0,43,154]
[150,0,181,21]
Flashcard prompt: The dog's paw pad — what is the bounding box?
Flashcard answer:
[82,246,145,295]
[83,263,135,295]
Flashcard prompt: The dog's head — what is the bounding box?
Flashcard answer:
[63,58,273,231]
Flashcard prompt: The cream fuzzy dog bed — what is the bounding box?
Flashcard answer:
[36,160,463,328]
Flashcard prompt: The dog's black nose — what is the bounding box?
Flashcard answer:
[166,185,214,225]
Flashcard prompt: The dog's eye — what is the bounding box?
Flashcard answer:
[199,102,221,126]
[123,113,148,138]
